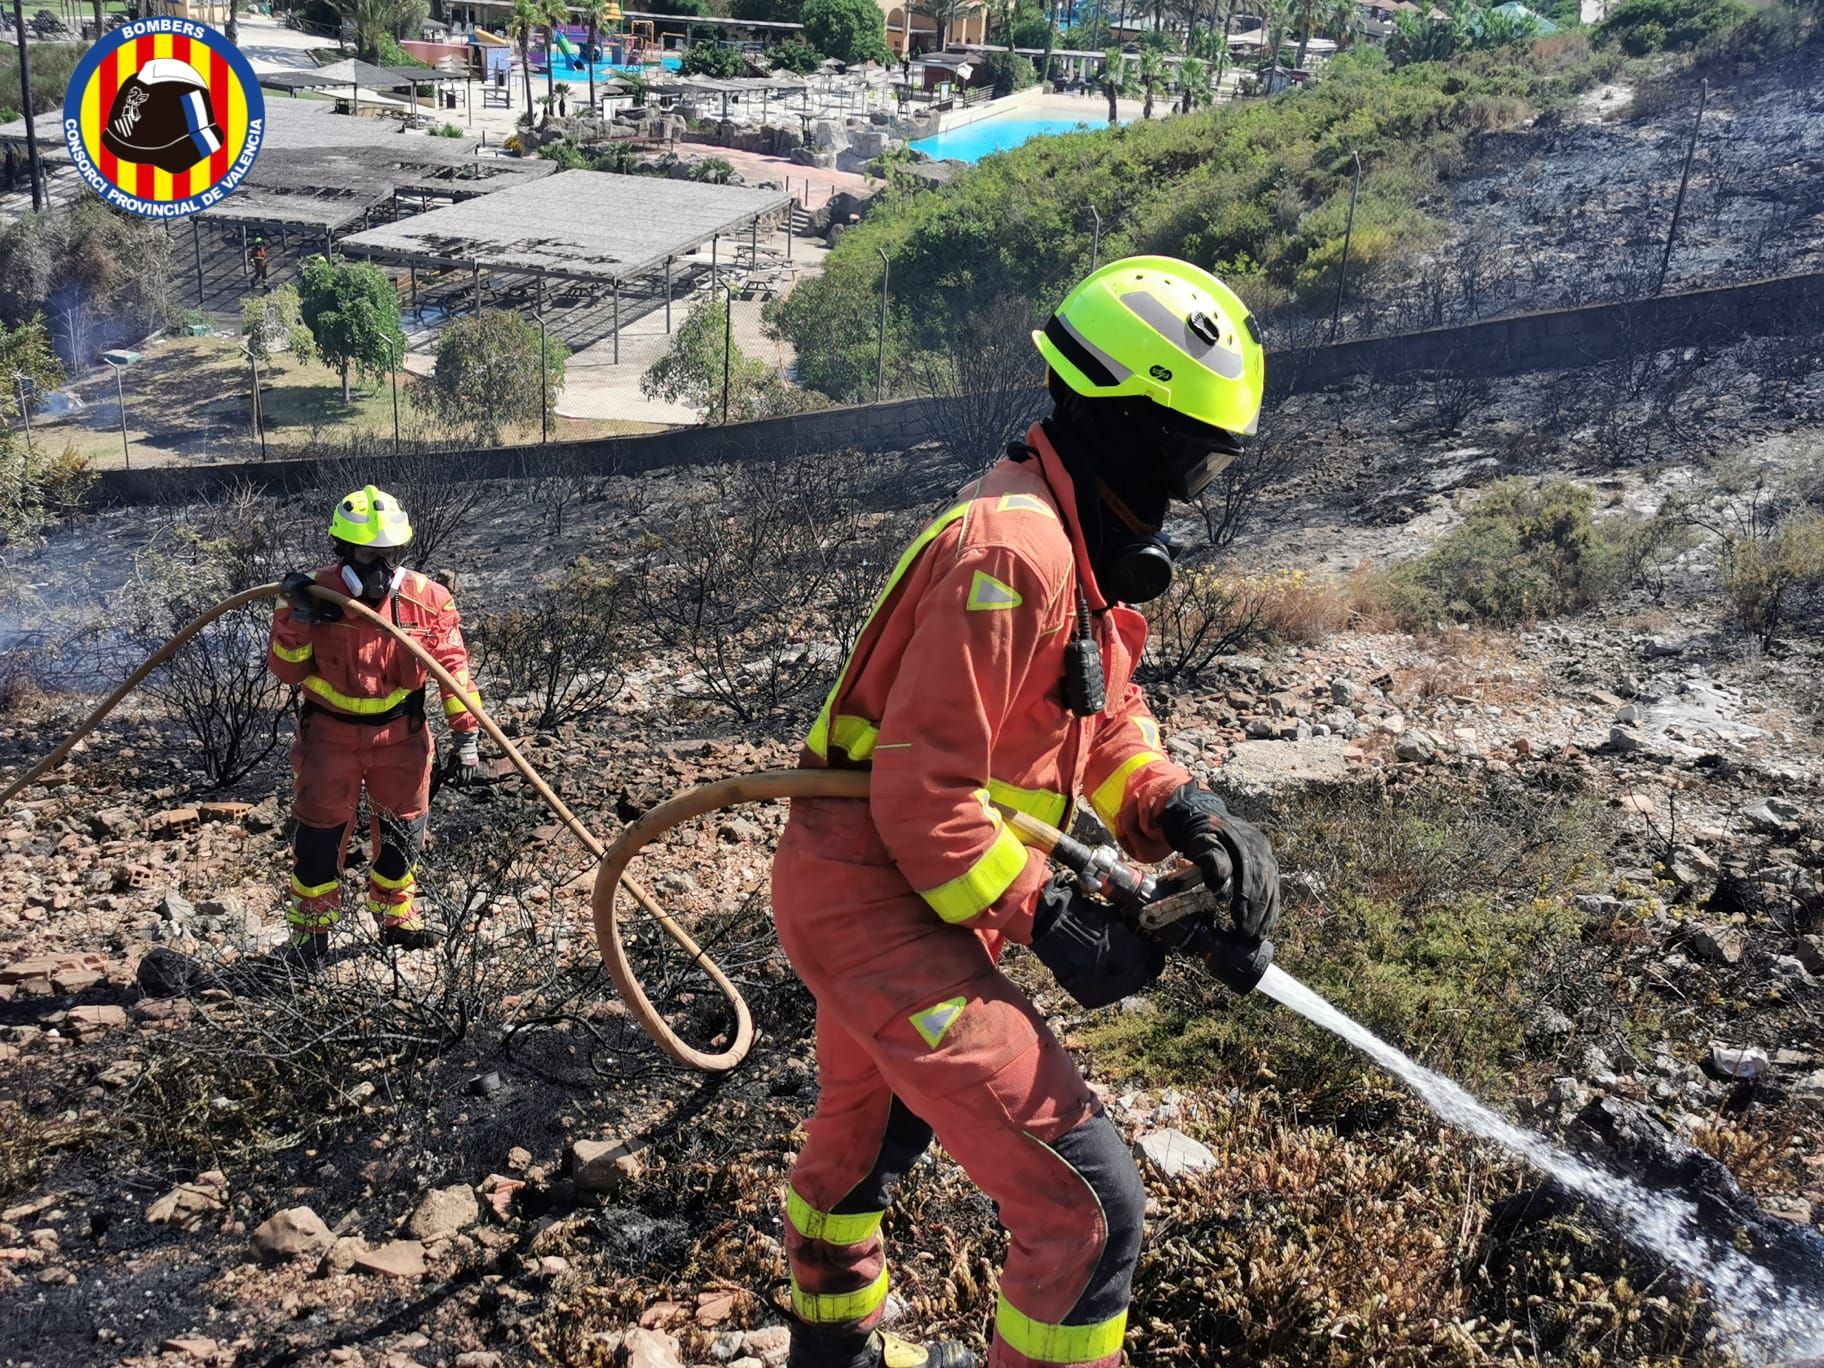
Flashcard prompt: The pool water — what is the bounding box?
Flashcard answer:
[545,53,682,82]
[910,111,1115,162]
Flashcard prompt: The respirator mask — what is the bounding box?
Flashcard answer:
[340,553,404,603]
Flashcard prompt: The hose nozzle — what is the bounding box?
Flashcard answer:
[1204,930,1274,995]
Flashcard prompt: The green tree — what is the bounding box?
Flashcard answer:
[802,0,891,62]
[0,316,83,548]
[331,0,429,63]
[577,0,607,112]
[1099,45,1127,122]
[539,0,568,116]
[429,308,567,443]
[1177,53,1212,110]
[241,285,315,365]
[509,0,540,119]
[733,0,804,19]
[296,255,406,403]
[0,199,176,359]
[908,0,985,50]
[1596,0,1748,52]
[642,293,802,423]
[1137,45,1166,116]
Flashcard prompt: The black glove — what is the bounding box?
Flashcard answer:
[280,571,340,624]
[1029,874,1165,1010]
[1159,782,1280,941]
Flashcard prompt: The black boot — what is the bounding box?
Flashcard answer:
[789,1327,976,1368]
[380,922,440,951]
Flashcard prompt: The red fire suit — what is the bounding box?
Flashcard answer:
[266,567,480,932]
[772,427,1194,1367]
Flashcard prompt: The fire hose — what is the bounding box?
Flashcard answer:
[1,583,1269,1077]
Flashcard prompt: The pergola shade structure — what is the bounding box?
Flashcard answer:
[336,169,794,357]
[338,168,789,285]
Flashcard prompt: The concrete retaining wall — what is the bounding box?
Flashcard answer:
[1273,270,1824,394]
[88,271,1823,507]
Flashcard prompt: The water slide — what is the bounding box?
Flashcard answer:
[551,29,579,59]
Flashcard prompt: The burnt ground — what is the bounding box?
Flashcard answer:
[0,46,1823,1368]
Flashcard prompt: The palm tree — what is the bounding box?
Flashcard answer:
[1320,0,1359,49]
[1177,53,1211,110]
[1137,46,1165,117]
[908,0,983,50]
[1212,0,1260,92]
[1293,0,1317,68]
[1098,46,1127,123]
[226,0,239,44]
[577,0,606,112]
[509,0,539,115]
[540,0,569,113]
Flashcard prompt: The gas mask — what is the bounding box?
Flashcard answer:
[1092,480,1177,605]
[340,554,403,604]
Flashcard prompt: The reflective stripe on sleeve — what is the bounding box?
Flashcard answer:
[986,778,1069,829]
[1089,750,1169,831]
[443,692,480,717]
[995,1296,1127,1364]
[918,820,1028,924]
[270,640,313,663]
[791,1267,890,1325]
[301,677,415,716]
[806,504,970,761]
[786,1189,884,1246]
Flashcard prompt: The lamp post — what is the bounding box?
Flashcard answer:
[875,248,889,403]
[237,342,267,460]
[100,350,138,470]
[12,372,33,459]
[1328,149,1361,344]
[390,339,402,454]
[536,312,549,443]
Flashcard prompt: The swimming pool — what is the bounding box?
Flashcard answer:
[909,110,1115,162]
[544,53,682,82]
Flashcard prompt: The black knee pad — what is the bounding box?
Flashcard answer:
[837,1095,935,1215]
[294,822,347,887]
[1049,1111,1147,1325]
[373,810,427,882]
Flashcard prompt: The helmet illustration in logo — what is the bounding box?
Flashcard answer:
[101,58,224,174]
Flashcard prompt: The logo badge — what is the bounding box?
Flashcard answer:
[1148,363,1173,382]
[63,18,264,220]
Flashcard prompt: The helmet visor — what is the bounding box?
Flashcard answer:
[1159,430,1242,501]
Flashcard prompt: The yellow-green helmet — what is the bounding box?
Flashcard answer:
[1034,255,1265,438]
[328,485,413,549]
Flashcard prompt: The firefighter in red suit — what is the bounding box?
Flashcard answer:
[267,485,483,965]
[771,258,1283,1368]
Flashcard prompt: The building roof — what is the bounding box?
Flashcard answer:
[259,58,468,91]
[335,168,790,283]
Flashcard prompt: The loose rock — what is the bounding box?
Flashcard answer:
[405,1184,479,1240]
[250,1206,334,1263]
[1133,1127,1218,1180]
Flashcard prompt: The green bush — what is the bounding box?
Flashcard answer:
[1597,0,1750,53]
[770,36,824,73]
[0,42,83,123]
[1723,513,1824,647]
[801,0,891,64]
[1082,782,1600,1098]
[770,41,1610,401]
[431,121,464,137]
[1375,478,1631,627]
[981,50,1039,95]
[680,41,748,77]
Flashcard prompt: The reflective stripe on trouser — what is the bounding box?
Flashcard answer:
[785,1090,932,1359]
[775,798,1144,1368]
[289,713,433,931]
